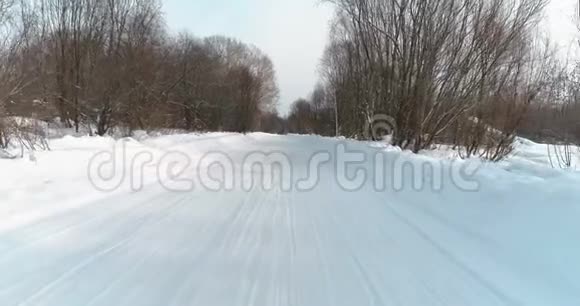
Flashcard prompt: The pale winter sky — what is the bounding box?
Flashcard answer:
[162,0,578,114]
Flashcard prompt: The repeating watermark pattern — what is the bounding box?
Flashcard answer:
[87,115,482,193]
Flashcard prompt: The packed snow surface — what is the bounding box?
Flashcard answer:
[0,133,579,306]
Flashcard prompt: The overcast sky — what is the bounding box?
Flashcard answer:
[162,0,333,114]
[544,0,578,57]
[162,0,578,114]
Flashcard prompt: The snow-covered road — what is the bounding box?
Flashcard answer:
[1,133,580,306]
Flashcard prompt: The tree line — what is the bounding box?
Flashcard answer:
[1,0,579,163]
[287,0,580,161]
[0,0,279,147]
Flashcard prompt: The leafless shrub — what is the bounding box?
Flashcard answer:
[548,143,575,169]
[544,87,580,169]
[0,117,49,157]
[0,117,8,150]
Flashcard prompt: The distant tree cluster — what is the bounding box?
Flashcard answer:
[519,63,580,143]
[287,84,335,136]
[0,0,279,141]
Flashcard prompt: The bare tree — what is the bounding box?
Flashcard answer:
[0,0,279,141]
[321,0,548,158]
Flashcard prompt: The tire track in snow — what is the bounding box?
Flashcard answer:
[4,192,188,306]
[79,193,207,306]
[0,190,175,264]
[371,193,521,306]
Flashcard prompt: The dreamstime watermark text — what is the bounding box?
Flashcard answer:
[87,141,482,193]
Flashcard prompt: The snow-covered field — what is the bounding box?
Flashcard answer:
[1,132,580,305]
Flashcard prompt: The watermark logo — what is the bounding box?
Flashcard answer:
[364,114,397,141]
[88,114,481,193]
[87,139,482,193]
